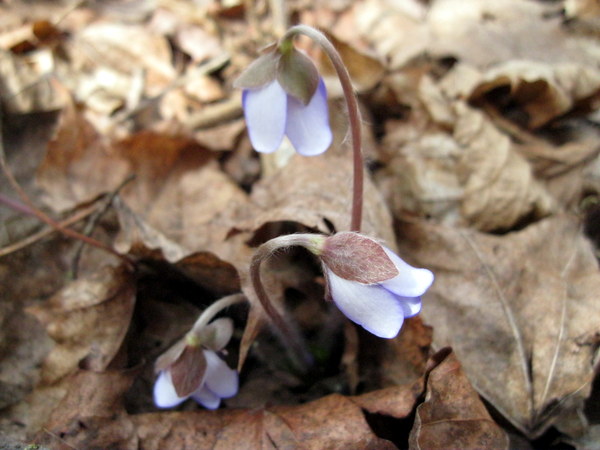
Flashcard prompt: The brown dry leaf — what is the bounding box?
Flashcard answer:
[381,100,554,231]
[66,21,175,99]
[246,152,396,244]
[357,0,597,70]
[27,265,135,384]
[23,265,135,435]
[398,214,600,438]
[133,391,409,449]
[354,0,428,70]
[409,350,509,450]
[31,347,503,450]
[469,61,600,129]
[37,100,249,260]
[0,48,61,113]
[34,362,423,449]
[36,97,129,212]
[35,369,137,450]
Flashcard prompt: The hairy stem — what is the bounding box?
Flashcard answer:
[282,25,364,232]
[250,234,324,370]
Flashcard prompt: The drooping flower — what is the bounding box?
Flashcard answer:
[153,318,238,409]
[235,46,332,156]
[319,232,434,339]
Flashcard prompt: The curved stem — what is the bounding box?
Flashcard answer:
[190,293,246,336]
[250,234,324,370]
[282,25,363,232]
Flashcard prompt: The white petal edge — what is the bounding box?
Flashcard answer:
[285,79,332,156]
[202,350,239,398]
[153,370,187,408]
[192,385,221,410]
[243,81,287,153]
[326,268,404,339]
[398,296,422,318]
[381,247,434,297]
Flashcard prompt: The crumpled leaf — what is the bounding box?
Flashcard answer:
[409,350,509,450]
[381,100,554,231]
[24,265,135,435]
[469,61,600,129]
[27,265,135,384]
[398,214,600,438]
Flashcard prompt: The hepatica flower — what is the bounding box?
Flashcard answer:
[318,232,434,338]
[153,318,238,410]
[234,45,332,156]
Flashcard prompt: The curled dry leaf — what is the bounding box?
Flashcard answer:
[409,350,509,450]
[469,61,600,129]
[27,265,135,384]
[25,265,135,436]
[398,215,600,438]
[381,100,554,231]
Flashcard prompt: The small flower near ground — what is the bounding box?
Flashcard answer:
[235,45,332,156]
[153,317,238,410]
[319,232,434,339]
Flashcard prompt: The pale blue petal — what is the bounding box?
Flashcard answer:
[397,295,422,318]
[285,79,332,156]
[192,385,221,410]
[381,247,434,297]
[326,267,404,339]
[153,370,188,408]
[243,80,287,153]
[202,350,238,398]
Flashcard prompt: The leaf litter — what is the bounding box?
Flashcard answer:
[0,0,599,449]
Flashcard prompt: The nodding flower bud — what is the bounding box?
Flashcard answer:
[153,317,238,410]
[252,233,434,342]
[319,232,434,339]
[234,40,332,156]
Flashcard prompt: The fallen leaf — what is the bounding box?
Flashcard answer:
[27,265,135,384]
[469,61,600,129]
[398,214,600,438]
[35,368,137,450]
[409,350,509,450]
[0,49,61,113]
[380,100,554,231]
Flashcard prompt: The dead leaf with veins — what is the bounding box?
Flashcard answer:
[398,215,600,438]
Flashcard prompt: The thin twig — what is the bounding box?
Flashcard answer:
[0,110,134,269]
[0,202,100,258]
